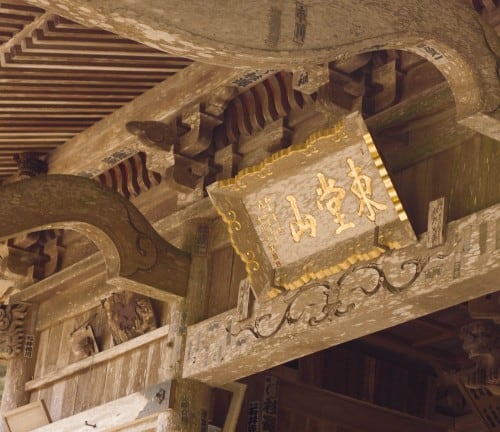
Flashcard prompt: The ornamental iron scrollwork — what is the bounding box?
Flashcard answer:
[0,303,28,359]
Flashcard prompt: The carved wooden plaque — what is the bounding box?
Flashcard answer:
[208,112,416,300]
[104,292,157,345]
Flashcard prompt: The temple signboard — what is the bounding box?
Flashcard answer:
[208,112,416,300]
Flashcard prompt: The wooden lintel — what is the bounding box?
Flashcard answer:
[183,203,500,385]
[30,382,174,432]
[47,63,241,177]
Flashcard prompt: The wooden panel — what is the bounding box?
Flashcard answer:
[26,324,171,392]
[394,135,500,234]
[207,247,235,317]
[31,382,173,432]
[278,380,447,432]
[3,400,51,432]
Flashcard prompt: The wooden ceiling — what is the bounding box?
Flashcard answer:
[0,0,192,181]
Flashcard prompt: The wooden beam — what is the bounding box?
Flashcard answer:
[29,381,174,432]
[46,63,241,177]
[279,379,448,432]
[183,203,500,385]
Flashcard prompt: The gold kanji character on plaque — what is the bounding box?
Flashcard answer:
[347,158,387,222]
[286,195,317,242]
[316,172,355,234]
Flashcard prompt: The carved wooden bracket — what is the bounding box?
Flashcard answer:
[460,320,500,396]
[178,104,222,157]
[103,291,157,345]
[126,120,178,174]
[0,175,190,300]
[0,303,28,360]
[13,152,48,179]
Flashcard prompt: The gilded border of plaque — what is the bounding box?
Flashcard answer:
[208,112,416,301]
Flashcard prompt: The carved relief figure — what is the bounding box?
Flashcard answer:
[460,321,500,396]
[104,291,157,344]
[0,304,28,359]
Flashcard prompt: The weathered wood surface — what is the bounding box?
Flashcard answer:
[0,175,190,300]
[278,379,448,432]
[31,381,173,432]
[26,305,176,423]
[45,63,241,178]
[24,1,499,123]
[11,197,217,331]
[0,307,38,432]
[168,220,213,432]
[183,203,500,385]
[26,325,171,392]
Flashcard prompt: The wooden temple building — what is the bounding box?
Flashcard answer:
[0,0,499,431]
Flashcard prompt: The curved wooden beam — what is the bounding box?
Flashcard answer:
[0,175,190,299]
[26,0,499,130]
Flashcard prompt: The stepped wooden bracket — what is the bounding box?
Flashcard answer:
[178,104,222,157]
[292,64,329,95]
[126,120,178,174]
[0,175,190,300]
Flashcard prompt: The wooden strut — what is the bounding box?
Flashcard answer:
[0,175,190,300]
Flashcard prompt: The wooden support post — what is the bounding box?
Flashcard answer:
[183,203,500,385]
[0,306,38,432]
[168,219,213,431]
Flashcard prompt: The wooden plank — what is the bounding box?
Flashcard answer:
[219,382,247,432]
[59,375,78,419]
[48,317,76,421]
[30,381,173,432]
[144,340,161,388]
[101,355,126,405]
[278,380,447,432]
[3,400,51,432]
[207,247,234,317]
[183,203,500,385]
[26,325,171,392]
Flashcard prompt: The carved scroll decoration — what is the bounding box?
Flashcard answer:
[228,246,452,339]
[0,304,28,359]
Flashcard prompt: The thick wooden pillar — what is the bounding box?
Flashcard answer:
[167,220,213,431]
[0,306,38,432]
